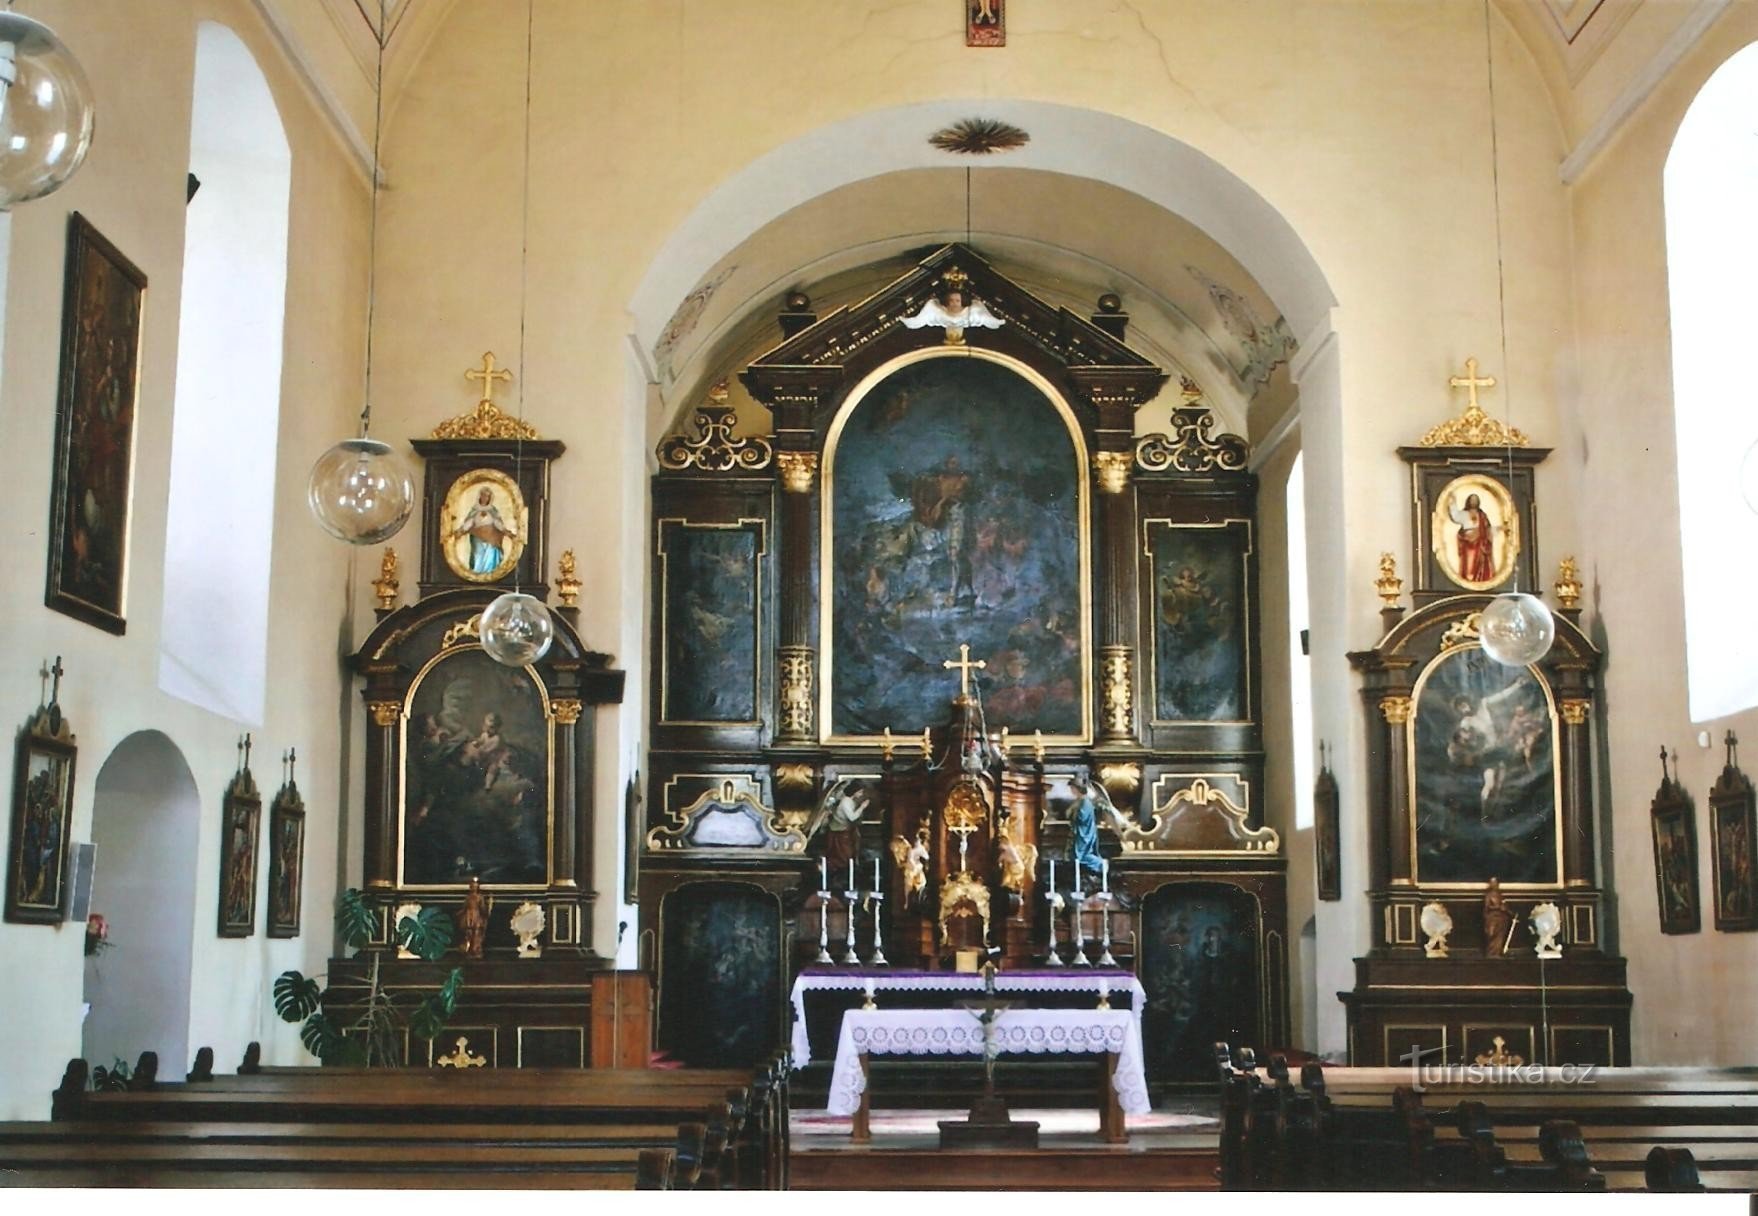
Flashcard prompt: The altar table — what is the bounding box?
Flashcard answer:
[827,1008,1151,1143]
[789,967,1145,1067]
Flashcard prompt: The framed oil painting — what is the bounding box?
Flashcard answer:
[1314,743,1341,902]
[825,354,1089,740]
[659,520,763,723]
[6,699,77,924]
[441,468,528,583]
[1649,752,1699,935]
[659,882,782,1067]
[402,647,552,887]
[1146,520,1250,722]
[266,754,306,938]
[1429,472,1518,592]
[1410,645,1560,886]
[45,213,147,635]
[1709,735,1756,932]
[1139,883,1260,1082]
[217,756,261,938]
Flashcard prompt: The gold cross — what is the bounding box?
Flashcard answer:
[466,351,513,406]
[942,643,987,697]
[1448,357,1496,412]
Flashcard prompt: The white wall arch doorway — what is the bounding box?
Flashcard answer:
[81,731,201,1078]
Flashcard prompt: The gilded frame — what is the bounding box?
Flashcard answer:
[1406,643,1564,890]
[818,346,1094,746]
[1428,472,1519,593]
[439,467,530,583]
[395,643,557,891]
[5,705,77,925]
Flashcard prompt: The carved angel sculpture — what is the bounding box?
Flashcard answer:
[996,814,1038,894]
[804,778,871,873]
[890,826,931,909]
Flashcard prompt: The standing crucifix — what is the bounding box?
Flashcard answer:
[943,643,987,698]
[465,351,513,407]
[939,959,1040,1147]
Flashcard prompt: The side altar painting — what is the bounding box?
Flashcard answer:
[828,356,1086,738]
[1147,522,1249,722]
[1411,646,1558,885]
[403,648,551,887]
[660,522,761,724]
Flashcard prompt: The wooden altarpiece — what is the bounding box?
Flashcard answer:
[641,245,1289,1085]
[330,411,634,1070]
[1341,393,1632,1067]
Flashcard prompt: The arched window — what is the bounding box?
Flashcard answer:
[1286,452,1315,829]
[158,24,290,723]
[1665,42,1758,722]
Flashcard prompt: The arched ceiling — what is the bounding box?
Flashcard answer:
[655,166,1299,449]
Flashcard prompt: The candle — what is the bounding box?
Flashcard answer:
[848,859,855,891]
[1049,859,1057,891]
[1101,858,1109,893]
[819,857,827,890]
[873,856,881,890]
[1099,977,1110,1000]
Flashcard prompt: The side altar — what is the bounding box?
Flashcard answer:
[326,370,643,1069]
[638,246,1288,1090]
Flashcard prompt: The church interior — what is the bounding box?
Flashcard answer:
[2,0,1757,1197]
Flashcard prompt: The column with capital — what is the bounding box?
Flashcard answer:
[1559,698,1596,886]
[1075,372,1151,746]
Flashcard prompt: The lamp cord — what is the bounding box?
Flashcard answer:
[512,0,536,597]
[359,0,387,437]
[1483,0,1519,593]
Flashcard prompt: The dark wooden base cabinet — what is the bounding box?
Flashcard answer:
[323,958,651,1069]
[1342,954,1632,1068]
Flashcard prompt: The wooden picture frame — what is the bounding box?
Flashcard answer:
[1314,743,1341,902]
[46,213,147,635]
[6,694,77,925]
[217,746,262,938]
[1709,733,1756,933]
[266,752,306,938]
[1649,750,1700,936]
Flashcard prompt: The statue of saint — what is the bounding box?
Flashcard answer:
[1447,491,1496,584]
[454,486,516,576]
[1482,877,1512,957]
[891,826,931,909]
[805,779,873,875]
[1069,777,1104,881]
[460,875,491,959]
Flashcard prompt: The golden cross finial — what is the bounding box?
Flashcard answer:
[466,351,513,407]
[1448,357,1496,412]
[942,643,987,698]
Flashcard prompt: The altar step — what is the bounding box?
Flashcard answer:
[789,1107,1220,1191]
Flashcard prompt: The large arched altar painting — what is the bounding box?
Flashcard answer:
[825,355,1089,740]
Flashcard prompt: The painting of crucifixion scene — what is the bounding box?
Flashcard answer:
[1412,646,1558,885]
[401,648,550,886]
[828,356,1085,737]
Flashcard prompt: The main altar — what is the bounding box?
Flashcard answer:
[638,246,1290,1094]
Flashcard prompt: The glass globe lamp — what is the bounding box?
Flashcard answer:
[1479,591,1555,667]
[480,592,554,667]
[307,437,414,545]
[0,13,95,210]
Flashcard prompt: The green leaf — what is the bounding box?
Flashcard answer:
[397,905,455,961]
[336,888,378,950]
[435,967,465,1017]
[331,1036,368,1067]
[300,1012,345,1060]
[272,971,323,1023]
[409,996,447,1042]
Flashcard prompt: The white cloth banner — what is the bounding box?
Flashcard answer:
[789,968,1145,1067]
[826,1008,1152,1116]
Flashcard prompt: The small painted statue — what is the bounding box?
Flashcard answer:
[1068,777,1106,882]
[1482,877,1512,957]
[459,876,491,960]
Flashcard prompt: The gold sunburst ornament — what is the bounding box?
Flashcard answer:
[929,118,1029,155]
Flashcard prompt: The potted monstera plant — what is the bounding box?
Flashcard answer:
[272,888,463,1066]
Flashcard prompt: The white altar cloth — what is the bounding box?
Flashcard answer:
[789,967,1145,1067]
[826,1008,1152,1116]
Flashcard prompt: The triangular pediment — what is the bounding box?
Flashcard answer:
[745,243,1161,374]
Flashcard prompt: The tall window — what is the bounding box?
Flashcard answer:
[1665,42,1758,722]
[1287,453,1315,829]
[158,24,290,723]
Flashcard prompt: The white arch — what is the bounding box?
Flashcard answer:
[630,100,1337,359]
[159,22,292,724]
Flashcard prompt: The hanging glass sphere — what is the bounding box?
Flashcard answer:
[307,437,414,545]
[480,592,554,667]
[1479,591,1555,667]
[1739,438,1758,515]
[0,13,95,210]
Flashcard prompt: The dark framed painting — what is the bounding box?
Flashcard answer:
[1709,735,1756,932]
[45,213,147,635]
[658,520,763,724]
[826,354,1088,740]
[217,758,261,938]
[1138,882,1261,1082]
[1314,743,1341,902]
[1409,645,1560,886]
[1650,752,1700,935]
[6,700,77,924]
[1145,519,1250,723]
[658,882,782,1067]
[401,646,552,887]
[266,756,306,938]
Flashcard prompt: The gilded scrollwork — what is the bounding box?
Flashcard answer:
[1133,406,1250,474]
[1099,645,1134,738]
[656,386,774,473]
[778,645,815,739]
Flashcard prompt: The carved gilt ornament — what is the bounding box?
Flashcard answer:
[1134,407,1249,474]
[657,385,774,473]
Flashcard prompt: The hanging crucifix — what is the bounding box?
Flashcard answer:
[965,0,1005,47]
